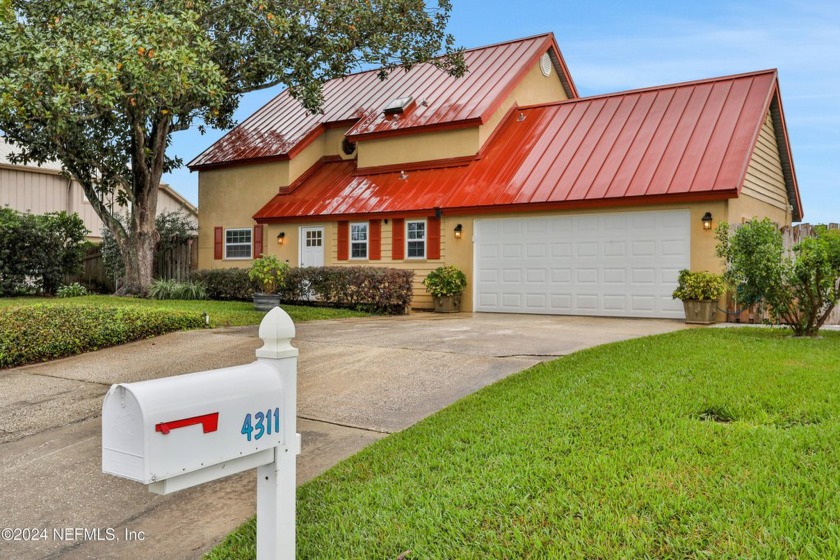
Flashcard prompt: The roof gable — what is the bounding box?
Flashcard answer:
[188,33,577,170]
[254,70,801,222]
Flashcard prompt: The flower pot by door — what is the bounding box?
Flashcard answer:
[433,295,461,313]
[682,300,717,324]
[253,293,281,312]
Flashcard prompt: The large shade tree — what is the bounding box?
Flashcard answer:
[0,0,464,294]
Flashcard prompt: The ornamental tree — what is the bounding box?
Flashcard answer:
[0,0,464,294]
[716,219,840,336]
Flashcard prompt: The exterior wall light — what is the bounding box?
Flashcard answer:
[276,232,286,245]
[454,224,463,239]
[701,212,713,230]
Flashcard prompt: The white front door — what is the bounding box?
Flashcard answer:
[300,227,325,268]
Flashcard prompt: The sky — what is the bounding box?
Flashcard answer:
[164,0,839,224]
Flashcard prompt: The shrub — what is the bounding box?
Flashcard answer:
[672,270,726,301]
[280,266,413,314]
[0,304,204,368]
[248,255,289,294]
[0,208,88,295]
[57,282,89,298]
[190,268,255,301]
[716,219,840,336]
[423,265,467,297]
[149,279,208,300]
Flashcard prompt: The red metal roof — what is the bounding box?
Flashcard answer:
[254,70,802,222]
[189,33,577,170]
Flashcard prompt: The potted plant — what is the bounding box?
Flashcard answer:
[423,265,467,313]
[672,269,726,324]
[248,255,289,311]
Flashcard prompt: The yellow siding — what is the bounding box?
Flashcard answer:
[741,112,790,211]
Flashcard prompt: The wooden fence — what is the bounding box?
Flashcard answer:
[68,238,198,293]
[154,240,198,282]
[726,223,840,325]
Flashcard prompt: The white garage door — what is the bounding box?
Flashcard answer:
[474,210,690,318]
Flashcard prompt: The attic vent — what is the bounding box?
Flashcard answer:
[341,137,357,156]
[540,53,552,77]
[383,96,414,115]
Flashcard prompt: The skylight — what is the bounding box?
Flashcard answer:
[382,96,415,115]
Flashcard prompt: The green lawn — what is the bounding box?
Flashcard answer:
[208,328,840,559]
[0,296,369,327]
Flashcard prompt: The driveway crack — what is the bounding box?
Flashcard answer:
[298,415,393,435]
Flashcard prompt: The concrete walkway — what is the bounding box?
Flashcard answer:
[0,313,685,559]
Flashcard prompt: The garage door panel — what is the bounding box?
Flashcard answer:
[576,242,599,258]
[631,241,656,257]
[604,295,628,311]
[604,268,626,284]
[551,268,572,283]
[526,269,547,283]
[604,241,627,257]
[551,243,572,257]
[527,244,546,258]
[475,210,690,318]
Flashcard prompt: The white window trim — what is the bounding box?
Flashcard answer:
[224,227,253,260]
[406,219,427,260]
[349,222,368,260]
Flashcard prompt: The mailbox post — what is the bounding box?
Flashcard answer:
[102,307,300,559]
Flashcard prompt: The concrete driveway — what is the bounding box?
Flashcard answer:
[0,312,685,559]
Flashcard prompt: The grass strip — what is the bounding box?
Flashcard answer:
[208,328,840,559]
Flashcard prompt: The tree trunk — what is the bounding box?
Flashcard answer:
[120,228,157,295]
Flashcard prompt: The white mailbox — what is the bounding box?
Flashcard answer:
[102,361,287,492]
[102,307,300,559]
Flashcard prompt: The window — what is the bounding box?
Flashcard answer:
[225,228,252,259]
[350,222,368,259]
[406,219,426,258]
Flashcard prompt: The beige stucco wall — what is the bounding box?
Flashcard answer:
[197,161,288,268]
[356,127,480,169]
[479,56,570,146]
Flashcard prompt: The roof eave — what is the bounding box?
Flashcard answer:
[253,189,739,223]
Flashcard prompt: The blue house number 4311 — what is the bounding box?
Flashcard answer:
[241,407,281,441]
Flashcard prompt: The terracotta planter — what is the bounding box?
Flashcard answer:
[682,300,717,324]
[253,293,281,312]
[433,295,462,313]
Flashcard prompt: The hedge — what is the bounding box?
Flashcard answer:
[190,268,255,301]
[280,266,413,314]
[191,266,414,314]
[0,304,205,368]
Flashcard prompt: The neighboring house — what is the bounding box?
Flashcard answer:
[1,137,198,240]
[188,32,801,319]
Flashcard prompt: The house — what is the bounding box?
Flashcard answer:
[188,33,801,319]
[1,137,198,240]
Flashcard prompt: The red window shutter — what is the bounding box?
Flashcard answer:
[428,216,441,260]
[392,218,405,260]
[214,227,223,260]
[253,224,264,258]
[369,220,381,260]
[337,221,349,261]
